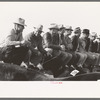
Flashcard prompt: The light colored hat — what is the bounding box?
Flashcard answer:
[58,24,65,29]
[65,25,73,31]
[49,23,59,30]
[91,32,97,37]
[33,25,43,32]
[14,18,27,26]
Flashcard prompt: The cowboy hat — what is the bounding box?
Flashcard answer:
[82,29,90,34]
[33,24,44,32]
[65,25,73,31]
[74,27,81,33]
[91,32,97,37]
[58,24,66,30]
[14,18,27,26]
[48,23,59,30]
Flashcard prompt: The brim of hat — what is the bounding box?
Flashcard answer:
[14,22,27,26]
[65,29,73,31]
[49,27,59,30]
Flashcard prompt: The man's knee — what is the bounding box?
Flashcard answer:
[68,53,72,60]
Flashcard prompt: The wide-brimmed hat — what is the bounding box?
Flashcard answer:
[82,29,90,34]
[58,24,66,30]
[91,32,97,37]
[33,24,43,32]
[74,27,81,33]
[65,26,73,31]
[14,18,27,26]
[49,23,59,30]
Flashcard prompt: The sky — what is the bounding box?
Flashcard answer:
[0,2,100,41]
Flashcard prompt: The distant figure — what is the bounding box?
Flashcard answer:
[0,18,30,66]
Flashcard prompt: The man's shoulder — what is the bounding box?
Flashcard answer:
[8,29,16,35]
[43,32,51,37]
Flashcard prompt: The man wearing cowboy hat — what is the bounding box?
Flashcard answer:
[43,24,72,77]
[24,24,52,70]
[89,32,98,53]
[0,18,30,66]
[61,26,85,73]
[70,27,87,72]
[88,32,100,67]
[78,29,98,71]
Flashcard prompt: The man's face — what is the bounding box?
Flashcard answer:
[50,28,58,34]
[59,28,65,35]
[75,31,81,37]
[15,24,24,32]
[37,26,43,35]
[82,33,89,39]
[90,35,96,40]
[65,29,72,35]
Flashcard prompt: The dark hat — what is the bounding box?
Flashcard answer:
[74,27,81,33]
[82,29,90,35]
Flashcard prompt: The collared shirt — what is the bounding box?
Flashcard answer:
[0,29,23,47]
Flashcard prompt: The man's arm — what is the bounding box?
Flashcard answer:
[5,29,22,46]
[37,36,47,54]
[62,36,73,50]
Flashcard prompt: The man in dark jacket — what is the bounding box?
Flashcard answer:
[78,29,98,70]
[71,27,87,70]
[88,32,100,66]
[43,24,72,77]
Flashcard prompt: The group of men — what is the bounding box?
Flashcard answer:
[0,17,100,77]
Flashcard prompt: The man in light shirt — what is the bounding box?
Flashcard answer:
[0,18,30,66]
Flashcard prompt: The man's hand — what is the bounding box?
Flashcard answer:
[21,40,31,47]
[46,52,52,57]
[60,45,65,51]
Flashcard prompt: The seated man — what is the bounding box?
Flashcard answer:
[0,18,30,66]
[43,24,72,77]
[71,27,87,71]
[78,29,98,71]
[24,25,51,69]
[88,32,100,67]
[61,26,87,73]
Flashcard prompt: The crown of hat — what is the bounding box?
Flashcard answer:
[74,27,81,32]
[65,25,73,31]
[49,23,58,29]
[58,24,65,29]
[82,29,90,33]
[14,18,26,26]
[91,32,97,37]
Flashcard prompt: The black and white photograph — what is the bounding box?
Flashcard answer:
[0,2,100,81]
